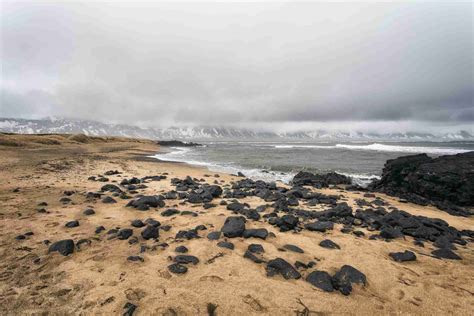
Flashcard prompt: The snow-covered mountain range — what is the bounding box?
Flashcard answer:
[1,117,472,141]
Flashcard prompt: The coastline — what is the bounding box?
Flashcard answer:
[0,133,473,315]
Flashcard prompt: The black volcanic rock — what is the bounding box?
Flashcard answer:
[389,250,417,262]
[369,152,474,216]
[127,196,165,209]
[244,250,264,263]
[49,239,75,256]
[101,184,122,193]
[175,246,188,253]
[207,231,221,240]
[431,248,462,260]
[217,241,234,250]
[282,244,304,253]
[319,239,340,249]
[157,140,201,147]
[102,196,117,204]
[117,229,133,240]
[131,219,145,228]
[168,263,188,274]
[266,258,301,280]
[276,214,299,232]
[174,255,199,265]
[305,221,334,232]
[221,216,246,238]
[243,228,268,240]
[65,220,79,228]
[248,244,264,254]
[161,208,180,217]
[292,171,351,188]
[83,208,95,215]
[141,226,159,240]
[306,271,334,292]
[331,265,367,295]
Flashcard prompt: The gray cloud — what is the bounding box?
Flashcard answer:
[1,1,472,131]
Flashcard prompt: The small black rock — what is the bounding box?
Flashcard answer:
[117,229,133,240]
[319,239,340,250]
[266,258,301,280]
[168,263,188,274]
[306,270,334,292]
[83,208,95,215]
[127,256,144,262]
[431,248,462,260]
[217,241,234,250]
[65,220,79,228]
[102,196,117,204]
[131,219,145,228]
[389,250,417,262]
[207,231,221,240]
[248,244,265,254]
[283,244,304,253]
[175,245,188,253]
[48,239,75,256]
[141,225,159,240]
[174,255,199,265]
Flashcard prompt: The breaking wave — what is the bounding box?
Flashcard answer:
[273,143,471,155]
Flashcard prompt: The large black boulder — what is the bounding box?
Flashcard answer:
[221,216,246,238]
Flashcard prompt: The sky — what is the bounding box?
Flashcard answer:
[1,1,473,133]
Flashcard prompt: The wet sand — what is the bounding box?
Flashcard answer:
[0,133,473,315]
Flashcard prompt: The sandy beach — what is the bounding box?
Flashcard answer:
[0,133,473,315]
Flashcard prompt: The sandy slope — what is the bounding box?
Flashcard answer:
[0,133,473,315]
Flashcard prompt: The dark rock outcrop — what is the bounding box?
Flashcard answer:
[292,171,351,188]
[369,152,474,216]
[157,140,202,147]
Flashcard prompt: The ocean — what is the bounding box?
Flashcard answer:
[151,141,474,186]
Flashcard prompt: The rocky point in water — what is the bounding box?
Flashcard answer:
[157,140,202,147]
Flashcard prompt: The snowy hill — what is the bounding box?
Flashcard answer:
[1,117,472,141]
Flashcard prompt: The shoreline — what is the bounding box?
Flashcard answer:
[0,133,473,315]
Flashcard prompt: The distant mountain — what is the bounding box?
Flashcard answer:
[1,117,473,141]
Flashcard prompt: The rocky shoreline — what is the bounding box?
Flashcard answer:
[0,133,473,315]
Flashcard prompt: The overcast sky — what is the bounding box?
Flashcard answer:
[1,1,473,132]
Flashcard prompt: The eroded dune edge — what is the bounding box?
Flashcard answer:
[0,133,473,315]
